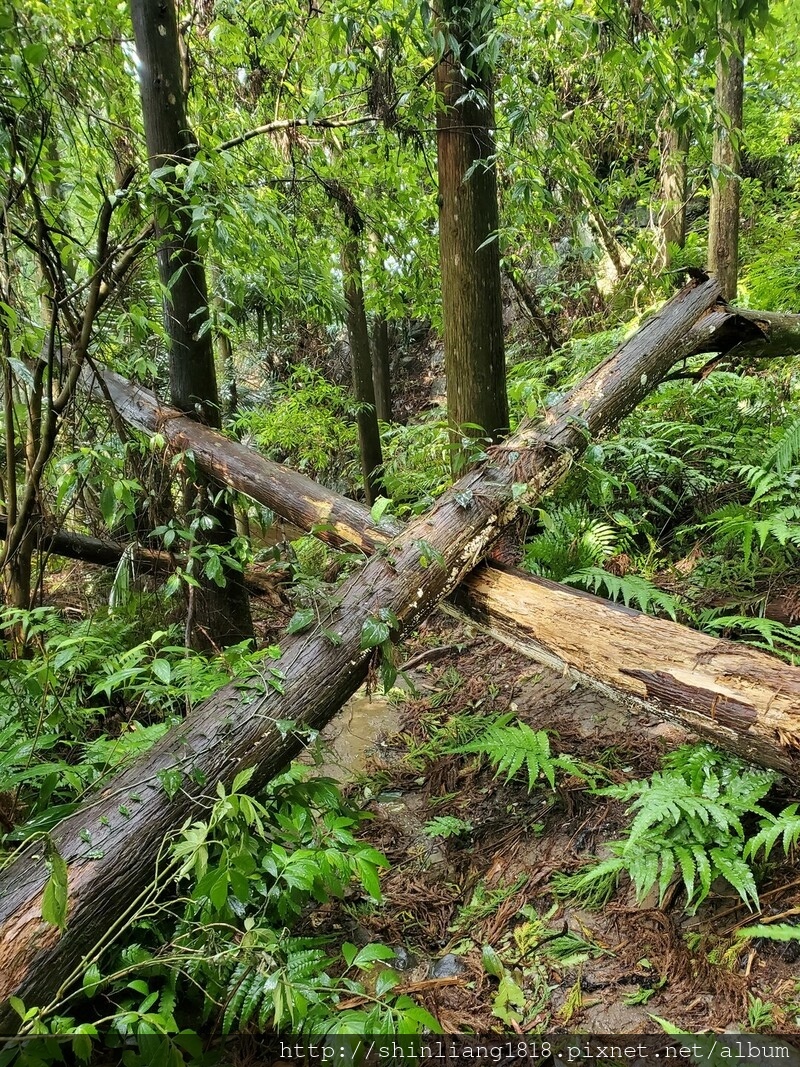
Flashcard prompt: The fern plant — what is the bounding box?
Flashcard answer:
[563,567,681,619]
[554,744,783,914]
[523,502,620,581]
[448,715,586,791]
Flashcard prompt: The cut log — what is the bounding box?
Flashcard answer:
[0,277,724,1025]
[450,565,800,773]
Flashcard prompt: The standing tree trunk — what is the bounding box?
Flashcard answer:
[435,0,508,466]
[325,180,383,504]
[708,21,744,301]
[130,0,252,649]
[371,313,392,423]
[655,115,689,271]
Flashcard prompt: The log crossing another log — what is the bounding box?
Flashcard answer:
[0,277,727,1025]
[80,296,800,774]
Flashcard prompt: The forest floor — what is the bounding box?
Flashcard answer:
[297,614,800,1036]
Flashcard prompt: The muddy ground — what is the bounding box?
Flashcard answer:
[302,614,800,1036]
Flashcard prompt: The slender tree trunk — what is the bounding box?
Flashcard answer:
[655,116,688,271]
[435,0,508,465]
[210,267,238,421]
[504,269,561,354]
[371,314,392,423]
[708,21,744,301]
[130,0,252,649]
[341,237,383,503]
[324,181,383,503]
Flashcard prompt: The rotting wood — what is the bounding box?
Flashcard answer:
[448,565,800,774]
[0,277,725,1025]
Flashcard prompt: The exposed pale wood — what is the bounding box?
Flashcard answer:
[0,278,723,1025]
[450,565,800,774]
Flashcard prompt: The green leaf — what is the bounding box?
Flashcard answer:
[352,943,395,969]
[481,944,505,978]
[360,616,390,650]
[370,496,391,523]
[42,841,69,932]
[82,963,102,997]
[232,766,256,793]
[286,608,315,635]
[375,969,401,996]
[22,43,47,66]
[151,658,172,685]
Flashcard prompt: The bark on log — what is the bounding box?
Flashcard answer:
[0,278,724,1026]
[77,293,794,567]
[0,516,285,599]
[12,492,800,776]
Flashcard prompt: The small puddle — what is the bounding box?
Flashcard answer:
[305,687,399,781]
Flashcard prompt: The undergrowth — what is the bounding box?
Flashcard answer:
[553,744,800,914]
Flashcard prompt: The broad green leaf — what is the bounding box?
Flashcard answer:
[42,842,68,932]
[360,616,390,650]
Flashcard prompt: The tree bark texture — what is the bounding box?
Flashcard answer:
[435,0,508,456]
[324,181,383,503]
[0,516,284,599]
[449,565,800,774]
[0,278,724,1024]
[75,285,800,770]
[371,314,392,423]
[341,236,383,504]
[129,0,253,648]
[708,22,744,301]
[656,118,688,271]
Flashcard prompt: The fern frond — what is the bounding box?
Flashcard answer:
[745,804,800,862]
[451,720,582,791]
[737,923,800,942]
[711,849,759,910]
[551,857,625,908]
[767,415,800,475]
[563,567,680,619]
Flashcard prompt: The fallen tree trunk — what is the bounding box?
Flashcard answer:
[450,565,800,773]
[79,300,800,773]
[17,478,800,774]
[81,294,798,560]
[0,277,725,1025]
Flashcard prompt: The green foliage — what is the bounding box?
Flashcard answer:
[523,502,619,580]
[77,765,440,1042]
[234,368,360,491]
[449,715,586,792]
[379,414,452,515]
[554,744,800,915]
[564,567,681,619]
[422,815,473,839]
[0,606,279,837]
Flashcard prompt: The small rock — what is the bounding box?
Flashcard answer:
[393,946,413,971]
[428,953,464,979]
